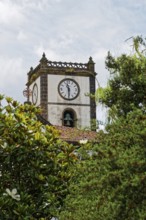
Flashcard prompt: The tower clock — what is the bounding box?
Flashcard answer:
[26,53,96,129]
[32,83,38,104]
[58,78,80,100]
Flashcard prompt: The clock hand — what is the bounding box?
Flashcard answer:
[66,84,70,98]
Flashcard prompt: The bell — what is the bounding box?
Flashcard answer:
[64,113,73,126]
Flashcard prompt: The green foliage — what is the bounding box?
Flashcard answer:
[58,37,146,220]
[96,36,146,120]
[0,96,76,219]
[58,108,146,220]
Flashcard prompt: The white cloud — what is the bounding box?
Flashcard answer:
[0,1,24,25]
[0,56,24,88]
[94,48,107,60]
[19,0,50,11]
[34,44,60,61]
[17,31,28,41]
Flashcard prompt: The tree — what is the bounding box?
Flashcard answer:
[58,108,146,220]
[58,37,146,220]
[96,36,146,119]
[0,95,76,219]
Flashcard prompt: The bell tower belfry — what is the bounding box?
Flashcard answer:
[26,54,96,129]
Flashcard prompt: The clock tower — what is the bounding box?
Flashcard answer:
[26,53,96,129]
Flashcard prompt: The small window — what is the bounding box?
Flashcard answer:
[63,109,76,127]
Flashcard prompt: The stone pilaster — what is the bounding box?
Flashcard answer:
[40,73,48,120]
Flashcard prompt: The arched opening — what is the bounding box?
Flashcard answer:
[63,109,76,127]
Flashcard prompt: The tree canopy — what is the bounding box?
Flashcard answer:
[96,36,146,119]
[0,95,76,219]
[59,105,146,220]
[58,37,146,220]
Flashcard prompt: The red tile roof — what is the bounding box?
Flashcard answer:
[36,114,99,144]
[54,125,98,143]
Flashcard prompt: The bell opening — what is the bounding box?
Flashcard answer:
[63,110,75,127]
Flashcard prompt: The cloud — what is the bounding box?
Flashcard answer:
[17,31,28,41]
[0,56,24,88]
[19,0,50,11]
[0,1,24,25]
[34,44,60,61]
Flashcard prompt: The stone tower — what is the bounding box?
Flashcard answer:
[26,54,96,129]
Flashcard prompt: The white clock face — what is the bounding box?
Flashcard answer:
[58,79,80,100]
[32,83,38,104]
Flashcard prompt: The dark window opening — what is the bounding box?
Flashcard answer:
[63,110,75,127]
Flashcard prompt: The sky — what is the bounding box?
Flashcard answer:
[0,0,146,123]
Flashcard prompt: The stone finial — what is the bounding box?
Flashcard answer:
[88,56,94,64]
[87,56,95,72]
[40,52,48,65]
[27,67,33,75]
[30,66,33,71]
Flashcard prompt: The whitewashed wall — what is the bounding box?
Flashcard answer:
[47,75,91,128]
[47,75,90,104]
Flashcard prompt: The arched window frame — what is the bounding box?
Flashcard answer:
[62,108,77,127]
